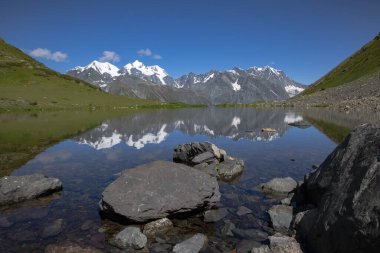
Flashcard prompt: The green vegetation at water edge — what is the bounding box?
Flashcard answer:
[301,33,380,96]
[0,110,142,177]
[305,117,351,144]
[0,38,202,111]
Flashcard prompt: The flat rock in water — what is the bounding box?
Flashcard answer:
[297,124,380,253]
[172,233,207,253]
[111,226,147,250]
[0,174,62,205]
[288,120,311,129]
[261,177,297,194]
[268,205,293,232]
[99,161,220,222]
[41,218,64,238]
[203,208,229,222]
[45,242,103,253]
[237,206,253,216]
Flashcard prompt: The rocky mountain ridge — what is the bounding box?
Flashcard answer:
[67,60,306,104]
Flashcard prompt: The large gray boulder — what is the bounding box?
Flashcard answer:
[0,174,62,205]
[99,161,220,222]
[297,124,380,253]
[172,233,208,253]
[173,142,244,181]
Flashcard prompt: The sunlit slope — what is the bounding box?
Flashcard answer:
[0,38,164,110]
[301,33,380,95]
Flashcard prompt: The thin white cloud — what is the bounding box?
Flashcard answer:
[137,48,152,56]
[30,48,68,62]
[99,50,120,63]
[137,48,162,59]
[153,54,162,59]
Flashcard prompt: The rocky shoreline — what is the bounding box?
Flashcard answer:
[1,130,379,253]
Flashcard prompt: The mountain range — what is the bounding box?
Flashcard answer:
[67,60,306,105]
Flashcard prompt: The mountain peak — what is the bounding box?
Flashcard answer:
[122,60,168,84]
[72,60,120,77]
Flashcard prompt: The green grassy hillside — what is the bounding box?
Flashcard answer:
[0,38,183,111]
[301,33,380,95]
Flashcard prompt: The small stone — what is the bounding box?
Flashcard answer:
[81,220,94,231]
[41,219,64,238]
[261,128,277,133]
[261,177,297,194]
[172,233,207,253]
[0,217,13,228]
[143,218,173,237]
[204,208,229,222]
[237,240,262,253]
[268,205,293,232]
[221,220,235,236]
[237,206,253,216]
[111,226,147,250]
[269,233,303,253]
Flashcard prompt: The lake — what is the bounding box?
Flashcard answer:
[0,107,377,252]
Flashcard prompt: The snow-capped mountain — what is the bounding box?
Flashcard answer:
[67,60,120,88]
[119,60,178,87]
[67,60,306,104]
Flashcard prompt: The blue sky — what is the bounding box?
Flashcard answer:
[0,0,379,84]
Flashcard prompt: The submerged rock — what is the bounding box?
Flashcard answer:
[99,161,220,222]
[41,218,64,238]
[260,177,297,194]
[143,218,173,237]
[45,242,103,253]
[203,208,229,222]
[173,142,244,181]
[295,123,380,253]
[111,226,147,250]
[0,174,62,205]
[172,233,207,253]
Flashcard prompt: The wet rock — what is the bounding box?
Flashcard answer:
[237,240,262,253]
[172,233,207,253]
[173,142,244,181]
[261,177,297,194]
[111,226,147,250]
[150,243,172,252]
[232,228,268,241]
[99,161,220,222]
[280,193,294,206]
[173,142,225,165]
[237,206,253,216]
[44,242,103,253]
[143,218,173,237]
[268,205,293,232]
[203,208,229,222]
[251,245,271,253]
[192,151,216,164]
[296,124,380,253]
[221,219,236,236]
[42,219,64,238]
[0,174,62,205]
[288,121,311,129]
[269,233,303,253]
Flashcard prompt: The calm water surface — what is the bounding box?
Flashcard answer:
[0,108,340,252]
